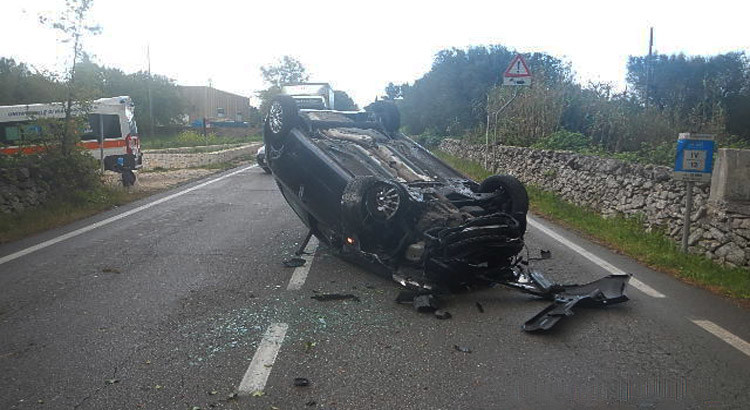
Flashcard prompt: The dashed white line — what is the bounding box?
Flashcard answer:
[527,216,667,298]
[0,165,255,267]
[287,237,319,290]
[692,320,750,358]
[238,323,289,395]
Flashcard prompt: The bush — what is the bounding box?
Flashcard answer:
[532,130,592,151]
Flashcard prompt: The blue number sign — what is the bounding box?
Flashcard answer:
[674,133,715,182]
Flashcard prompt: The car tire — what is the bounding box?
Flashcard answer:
[342,177,405,230]
[478,174,528,234]
[367,101,400,133]
[264,95,299,150]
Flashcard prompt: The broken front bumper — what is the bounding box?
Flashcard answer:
[501,270,631,332]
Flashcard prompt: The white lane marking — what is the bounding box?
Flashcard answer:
[0,165,255,267]
[692,320,750,358]
[527,216,667,298]
[238,323,289,395]
[287,237,319,290]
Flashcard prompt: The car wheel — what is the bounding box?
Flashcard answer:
[264,95,299,150]
[366,101,400,133]
[478,174,528,234]
[342,177,405,229]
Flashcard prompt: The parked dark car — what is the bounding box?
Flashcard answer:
[263,90,630,331]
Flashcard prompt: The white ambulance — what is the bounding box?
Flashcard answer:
[0,96,143,185]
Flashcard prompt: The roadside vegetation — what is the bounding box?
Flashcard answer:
[434,151,750,301]
[392,46,750,166]
[141,130,261,150]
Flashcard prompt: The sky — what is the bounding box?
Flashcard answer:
[1,0,749,107]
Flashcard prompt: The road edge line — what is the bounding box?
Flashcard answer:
[527,216,667,298]
[0,165,255,266]
[692,319,750,358]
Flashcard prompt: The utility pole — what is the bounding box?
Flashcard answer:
[147,45,154,138]
[645,27,653,107]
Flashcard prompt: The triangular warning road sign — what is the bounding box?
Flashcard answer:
[503,54,531,77]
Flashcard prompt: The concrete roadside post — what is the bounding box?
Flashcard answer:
[673,133,715,253]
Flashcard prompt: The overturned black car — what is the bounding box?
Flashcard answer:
[263,84,630,331]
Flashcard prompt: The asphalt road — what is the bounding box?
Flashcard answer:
[1,165,748,409]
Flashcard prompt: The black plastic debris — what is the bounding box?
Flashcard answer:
[541,249,552,259]
[434,310,452,320]
[311,294,360,302]
[475,302,484,313]
[294,378,310,387]
[453,345,472,353]
[395,291,418,304]
[306,401,317,407]
[283,257,306,268]
[413,294,439,312]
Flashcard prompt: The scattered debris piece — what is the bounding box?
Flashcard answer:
[453,345,472,354]
[209,390,218,396]
[475,302,484,313]
[395,291,417,304]
[101,267,121,274]
[294,377,310,387]
[227,393,238,401]
[434,310,452,320]
[304,341,317,352]
[283,257,306,268]
[541,249,552,259]
[154,385,163,390]
[311,293,360,302]
[413,294,438,313]
[37,399,44,404]
[144,360,151,365]
[263,364,273,368]
[306,401,317,407]
[251,390,265,397]
[105,379,119,385]
[190,406,201,410]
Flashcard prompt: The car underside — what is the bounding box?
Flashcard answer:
[263,92,630,331]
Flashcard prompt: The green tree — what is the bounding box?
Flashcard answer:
[333,90,358,110]
[0,58,65,105]
[260,56,309,87]
[257,56,309,113]
[40,0,101,155]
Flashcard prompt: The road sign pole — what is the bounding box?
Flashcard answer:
[682,181,694,253]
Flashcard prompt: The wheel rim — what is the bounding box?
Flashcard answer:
[368,184,400,220]
[268,102,284,134]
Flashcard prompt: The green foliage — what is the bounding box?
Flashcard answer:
[394,45,750,164]
[141,131,260,149]
[532,130,591,151]
[0,58,65,105]
[260,56,309,87]
[333,90,358,110]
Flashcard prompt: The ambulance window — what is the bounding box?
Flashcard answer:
[1,125,22,144]
[83,114,122,140]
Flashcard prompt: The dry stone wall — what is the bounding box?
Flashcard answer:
[0,167,50,214]
[439,139,750,268]
[143,143,260,170]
